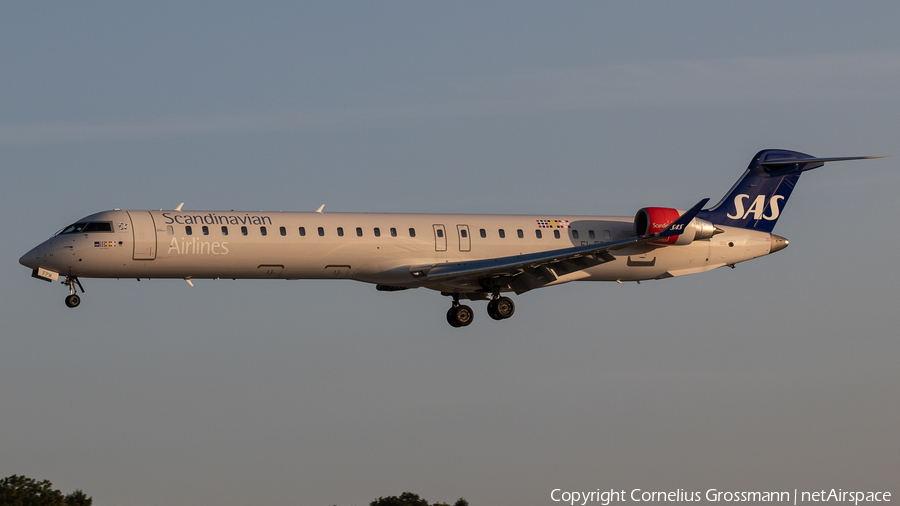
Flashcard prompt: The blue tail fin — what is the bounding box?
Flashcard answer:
[697,149,882,232]
[698,150,884,232]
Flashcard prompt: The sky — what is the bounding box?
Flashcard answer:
[2,2,899,505]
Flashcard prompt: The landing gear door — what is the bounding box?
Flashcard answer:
[126,211,157,260]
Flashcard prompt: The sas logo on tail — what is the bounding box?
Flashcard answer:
[726,194,785,221]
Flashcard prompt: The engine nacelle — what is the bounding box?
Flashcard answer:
[634,207,719,246]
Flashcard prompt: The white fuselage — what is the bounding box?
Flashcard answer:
[21,209,775,295]
[25,147,873,325]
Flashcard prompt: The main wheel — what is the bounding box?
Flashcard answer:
[448,305,474,327]
[495,297,515,319]
[487,299,503,320]
[446,307,461,327]
[65,294,81,308]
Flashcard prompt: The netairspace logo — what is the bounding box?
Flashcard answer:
[550,488,891,506]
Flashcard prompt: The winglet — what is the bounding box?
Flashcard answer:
[656,198,709,239]
[315,204,325,213]
[175,203,184,211]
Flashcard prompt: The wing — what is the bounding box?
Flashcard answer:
[411,199,709,295]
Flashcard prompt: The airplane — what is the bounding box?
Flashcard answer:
[19,149,882,327]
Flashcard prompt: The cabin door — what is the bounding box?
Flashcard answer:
[127,211,157,260]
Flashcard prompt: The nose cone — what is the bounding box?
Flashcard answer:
[769,234,789,254]
[19,245,41,269]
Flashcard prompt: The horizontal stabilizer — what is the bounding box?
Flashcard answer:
[760,155,885,169]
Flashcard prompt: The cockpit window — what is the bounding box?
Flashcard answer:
[58,222,112,235]
[83,222,112,232]
[58,223,88,235]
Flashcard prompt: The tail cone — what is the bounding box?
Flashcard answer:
[770,234,789,253]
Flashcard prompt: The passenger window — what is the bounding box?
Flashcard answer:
[572,230,579,239]
[260,226,267,236]
[280,226,286,236]
[374,227,381,237]
[356,227,363,237]
[554,230,560,239]
[517,229,524,238]
[589,230,596,240]
[409,228,416,238]
[480,229,486,238]
[299,227,306,236]
[202,226,209,236]
[499,229,505,239]
[536,230,542,239]
[167,225,174,235]
[221,226,228,236]
[337,227,344,237]
[391,227,397,237]
[436,229,444,238]
[460,229,467,238]
[241,226,248,236]
[185,225,193,236]
[318,227,324,236]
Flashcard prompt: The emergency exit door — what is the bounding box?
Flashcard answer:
[433,224,447,251]
[457,225,471,252]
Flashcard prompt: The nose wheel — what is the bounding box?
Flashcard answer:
[65,294,81,308]
[62,276,84,308]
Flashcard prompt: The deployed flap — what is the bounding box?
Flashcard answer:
[416,199,708,291]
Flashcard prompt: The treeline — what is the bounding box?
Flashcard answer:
[0,475,91,506]
[2,477,456,506]
[333,491,468,506]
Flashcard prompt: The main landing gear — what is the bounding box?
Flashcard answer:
[445,294,516,327]
[446,296,475,328]
[487,295,515,321]
[63,276,84,308]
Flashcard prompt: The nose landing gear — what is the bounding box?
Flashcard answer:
[63,276,84,308]
[65,294,81,308]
